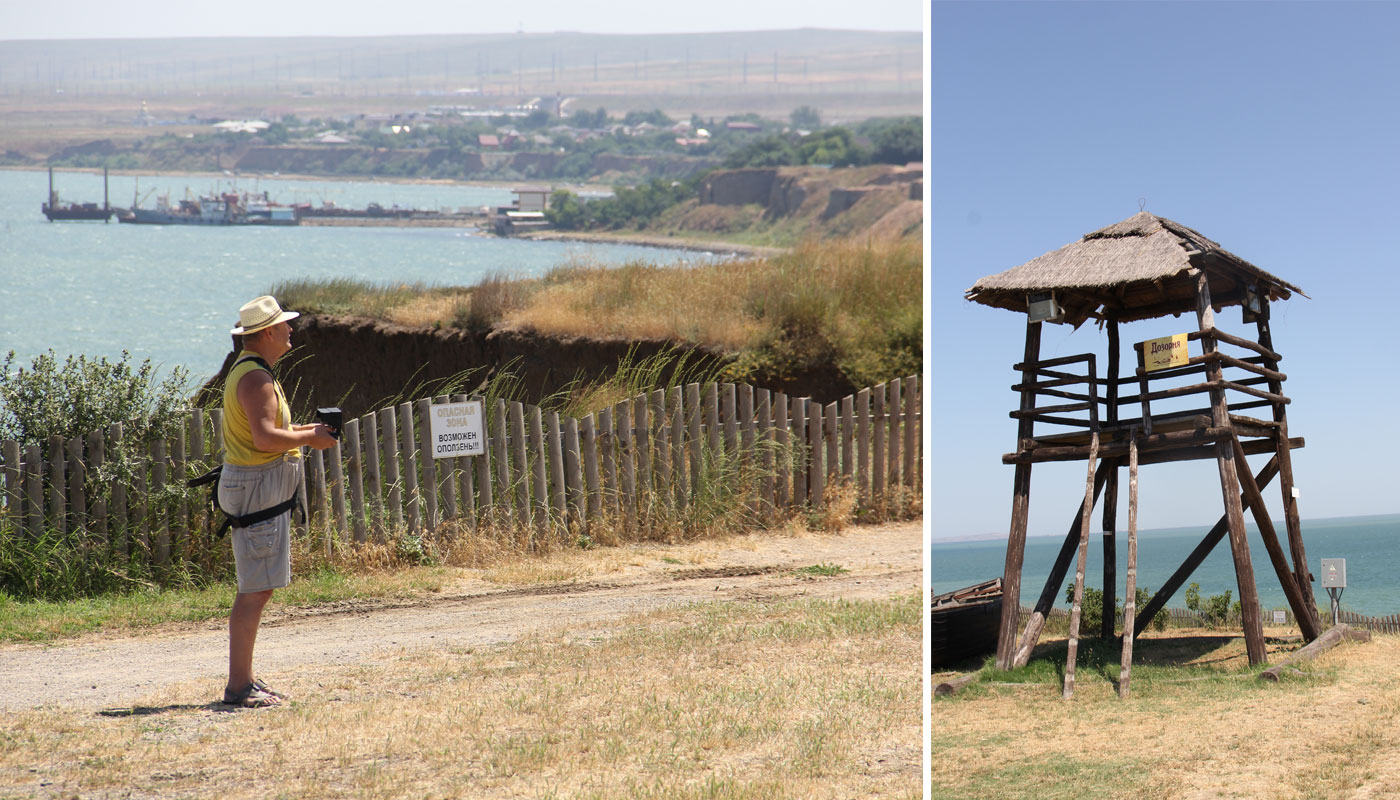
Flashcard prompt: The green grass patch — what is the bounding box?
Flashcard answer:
[0,564,452,643]
[791,563,849,578]
[933,755,1156,800]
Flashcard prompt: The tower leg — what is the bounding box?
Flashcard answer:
[995,462,1032,670]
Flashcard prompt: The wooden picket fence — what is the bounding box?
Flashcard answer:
[0,377,921,566]
[1020,604,1400,634]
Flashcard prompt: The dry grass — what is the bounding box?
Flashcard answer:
[1,595,920,799]
[931,632,1400,800]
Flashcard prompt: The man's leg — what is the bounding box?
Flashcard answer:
[227,588,275,699]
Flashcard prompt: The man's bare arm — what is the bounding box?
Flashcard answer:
[236,370,337,452]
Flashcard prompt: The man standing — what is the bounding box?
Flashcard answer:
[218,296,336,707]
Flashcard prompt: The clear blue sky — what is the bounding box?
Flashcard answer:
[1,0,921,38]
[930,1,1400,541]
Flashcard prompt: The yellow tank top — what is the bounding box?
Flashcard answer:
[222,352,301,466]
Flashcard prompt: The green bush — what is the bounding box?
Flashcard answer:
[1063,582,1169,633]
[1185,581,1234,627]
[0,350,190,448]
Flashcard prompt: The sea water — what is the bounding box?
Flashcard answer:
[0,168,726,381]
[931,514,1400,617]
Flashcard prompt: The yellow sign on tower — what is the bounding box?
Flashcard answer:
[1143,333,1189,372]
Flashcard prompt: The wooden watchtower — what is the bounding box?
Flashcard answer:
[965,212,1322,676]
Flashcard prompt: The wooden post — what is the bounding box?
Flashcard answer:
[435,396,458,522]
[996,320,1041,671]
[563,414,583,533]
[791,397,807,507]
[686,383,702,504]
[1119,435,1140,698]
[871,386,886,506]
[856,388,870,504]
[87,430,107,545]
[1231,435,1319,641]
[526,406,548,538]
[738,384,755,469]
[670,386,686,509]
[903,376,918,488]
[379,406,403,534]
[397,402,420,533]
[530,405,549,539]
[168,426,184,557]
[152,437,168,564]
[615,401,635,528]
[1064,433,1100,700]
[887,377,902,491]
[492,399,511,527]
[774,393,790,509]
[67,437,87,535]
[132,443,149,556]
[1101,318,1120,640]
[309,445,328,529]
[825,401,839,482]
[25,444,43,540]
[416,399,438,531]
[2,440,19,530]
[756,389,774,517]
[49,435,66,536]
[653,388,671,498]
[1197,271,1266,666]
[328,438,347,540]
[599,406,617,520]
[841,394,855,484]
[346,418,367,544]
[808,400,823,508]
[362,411,382,535]
[705,382,720,455]
[454,395,478,530]
[509,402,531,534]
[548,410,567,535]
[109,423,126,553]
[722,383,737,458]
[1259,625,1371,681]
[1255,299,1320,633]
[634,394,651,504]
[581,412,600,527]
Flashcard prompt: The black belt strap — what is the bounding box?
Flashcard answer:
[187,464,305,539]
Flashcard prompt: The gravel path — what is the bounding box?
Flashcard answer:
[0,521,921,712]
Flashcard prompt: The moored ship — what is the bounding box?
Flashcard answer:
[42,166,114,222]
[118,188,299,226]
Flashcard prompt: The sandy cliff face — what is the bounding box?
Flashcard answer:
[203,314,858,419]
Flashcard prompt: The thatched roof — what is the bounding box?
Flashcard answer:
[965,212,1306,326]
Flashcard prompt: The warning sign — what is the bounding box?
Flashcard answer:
[428,400,485,459]
[1143,334,1189,372]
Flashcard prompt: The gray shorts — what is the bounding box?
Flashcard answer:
[218,457,302,594]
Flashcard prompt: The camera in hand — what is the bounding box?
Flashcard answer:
[315,407,343,440]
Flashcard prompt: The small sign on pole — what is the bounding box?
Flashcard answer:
[1273,610,1286,624]
[428,400,485,459]
[1143,333,1190,372]
[1321,557,1346,625]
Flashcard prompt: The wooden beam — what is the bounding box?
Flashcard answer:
[1198,271,1266,666]
[1063,433,1100,700]
[1119,436,1140,698]
[1259,625,1370,681]
[996,320,1041,671]
[1231,435,1320,640]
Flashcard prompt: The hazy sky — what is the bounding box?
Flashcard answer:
[931,1,1400,542]
[2,0,923,39]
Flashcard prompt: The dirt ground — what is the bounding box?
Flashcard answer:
[0,520,920,713]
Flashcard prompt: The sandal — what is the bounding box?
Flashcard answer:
[252,678,287,701]
[222,681,281,708]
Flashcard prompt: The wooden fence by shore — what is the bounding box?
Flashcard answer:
[1019,604,1400,635]
[0,377,921,564]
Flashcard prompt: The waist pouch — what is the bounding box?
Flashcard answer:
[188,465,305,538]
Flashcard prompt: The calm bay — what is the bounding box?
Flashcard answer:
[0,168,723,382]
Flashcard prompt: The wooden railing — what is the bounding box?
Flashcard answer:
[1009,323,1287,441]
[0,377,922,566]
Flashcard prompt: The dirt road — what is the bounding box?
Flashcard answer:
[0,521,921,713]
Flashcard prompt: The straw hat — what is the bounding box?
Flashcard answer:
[230,296,300,335]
